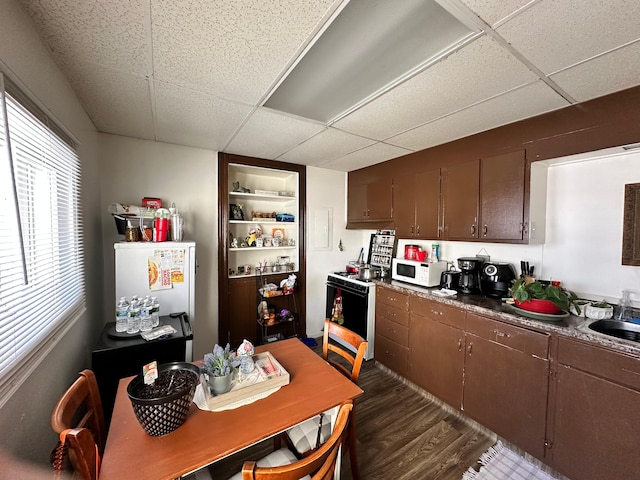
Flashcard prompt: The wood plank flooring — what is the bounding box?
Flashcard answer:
[206,341,494,479]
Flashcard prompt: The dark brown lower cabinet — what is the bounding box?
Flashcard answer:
[374,287,409,376]
[550,338,640,480]
[407,298,465,408]
[463,330,549,460]
[227,277,260,346]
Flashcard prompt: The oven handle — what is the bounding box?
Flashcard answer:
[326,282,369,299]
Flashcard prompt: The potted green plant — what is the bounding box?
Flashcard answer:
[510,278,581,315]
[203,343,237,395]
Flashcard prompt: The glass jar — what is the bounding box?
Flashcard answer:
[125,221,139,242]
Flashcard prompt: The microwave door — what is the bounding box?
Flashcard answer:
[397,262,416,278]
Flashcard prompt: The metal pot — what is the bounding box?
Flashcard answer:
[346,262,360,274]
[358,265,378,281]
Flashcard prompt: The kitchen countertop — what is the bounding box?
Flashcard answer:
[376,279,640,356]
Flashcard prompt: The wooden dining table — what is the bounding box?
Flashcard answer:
[99,338,363,480]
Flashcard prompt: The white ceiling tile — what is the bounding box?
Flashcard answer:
[151,0,340,105]
[459,0,535,27]
[318,142,413,172]
[278,128,375,166]
[226,108,325,160]
[387,81,569,151]
[57,58,154,139]
[20,0,149,75]
[496,0,640,74]
[333,35,538,140]
[551,40,640,102]
[154,81,253,151]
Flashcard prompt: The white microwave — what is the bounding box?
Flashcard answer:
[392,259,447,287]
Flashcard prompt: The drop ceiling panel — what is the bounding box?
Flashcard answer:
[387,81,569,151]
[151,0,340,105]
[551,40,640,102]
[20,0,149,75]
[333,35,538,140]
[318,142,413,172]
[278,128,375,166]
[154,82,253,151]
[60,60,154,139]
[459,0,534,27]
[226,108,325,160]
[496,0,640,74]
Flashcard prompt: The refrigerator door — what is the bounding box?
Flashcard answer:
[114,241,196,319]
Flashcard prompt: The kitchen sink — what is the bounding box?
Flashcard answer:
[587,319,640,343]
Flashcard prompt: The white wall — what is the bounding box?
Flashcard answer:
[0,0,102,465]
[99,134,218,358]
[305,167,362,337]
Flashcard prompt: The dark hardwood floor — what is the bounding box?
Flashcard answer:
[206,339,494,479]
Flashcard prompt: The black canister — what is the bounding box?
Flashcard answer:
[440,270,461,290]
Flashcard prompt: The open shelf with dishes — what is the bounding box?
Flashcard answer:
[218,153,306,348]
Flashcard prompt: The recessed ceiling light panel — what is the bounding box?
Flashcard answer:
[265,0,475,123]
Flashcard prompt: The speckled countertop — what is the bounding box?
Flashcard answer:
[376,279,640,357]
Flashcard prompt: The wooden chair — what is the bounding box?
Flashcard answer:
[53,427,100,480]
[234,402,353,480]
[51,369,106,479]
[285,319,367,480]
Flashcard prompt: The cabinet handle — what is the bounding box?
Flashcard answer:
[457,338,462,351]
[385,350,395,357]
[362,209,367,217]
[483,224,488,236]
[470,224,476,235]
[410,225,414,235]
[416,225,420,235]
[467,342,473,355]
[430,309,442,316]
[494,330,510,338]
[367,209,370,217]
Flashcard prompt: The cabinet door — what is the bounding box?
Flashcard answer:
[408,314,464,408]
[366,178,393,221]
[347,182,368,221]
[442,159,479,240]
[414,170,440,239]
[227,277,260,346]
[551,364,640,480]
[463,332,549,459]
[392,173,417,237]
[480,150,526,241]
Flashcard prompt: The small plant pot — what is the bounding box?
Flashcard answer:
[586,304,614,320]
[514,298,563,315]
[208,373,232,395]
[127,362,200,436]
[570,300,589,317]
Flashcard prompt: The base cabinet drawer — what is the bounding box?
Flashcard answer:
[375,334,408,377]
[376,315,409,346]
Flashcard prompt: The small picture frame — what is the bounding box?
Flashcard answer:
[230,204,244,220]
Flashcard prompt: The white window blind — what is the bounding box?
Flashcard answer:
[0,74,85,406]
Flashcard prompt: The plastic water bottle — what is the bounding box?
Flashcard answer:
[115,297,129,332]
[140,297,153,332]
[127,298,141,334]
[151,296,160,327]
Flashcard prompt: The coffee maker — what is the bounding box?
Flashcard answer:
[457,257,484,294]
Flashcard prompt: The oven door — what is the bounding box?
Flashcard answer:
[325,281,369,341]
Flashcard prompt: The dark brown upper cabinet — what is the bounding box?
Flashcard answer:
[392,170,440,239]
[347,176,392,226]
[479,150,527,241]
[441,159,480,240]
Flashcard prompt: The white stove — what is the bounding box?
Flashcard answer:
[326,271,376,360]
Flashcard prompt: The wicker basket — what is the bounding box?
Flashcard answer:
[127,362,200,436]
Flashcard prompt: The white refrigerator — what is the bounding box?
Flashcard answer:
[114,241,196,359]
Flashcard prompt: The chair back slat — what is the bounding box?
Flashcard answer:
[242,402,353,479]
[322,319,368,384]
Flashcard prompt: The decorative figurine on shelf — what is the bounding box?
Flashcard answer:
[232,182,250,193]
[231,237,239,249]
[230,203,244,220]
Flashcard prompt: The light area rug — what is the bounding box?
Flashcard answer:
[462,441,558,480]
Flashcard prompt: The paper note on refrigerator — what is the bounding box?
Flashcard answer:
[153,248,186,283]
[148,255,172,290]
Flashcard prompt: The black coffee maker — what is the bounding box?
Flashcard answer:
[457,257,484,294]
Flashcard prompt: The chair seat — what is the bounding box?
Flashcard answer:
[286,413,333,455]
[229,448,310,480]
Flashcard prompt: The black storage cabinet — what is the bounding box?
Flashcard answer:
[91,315,190,426]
